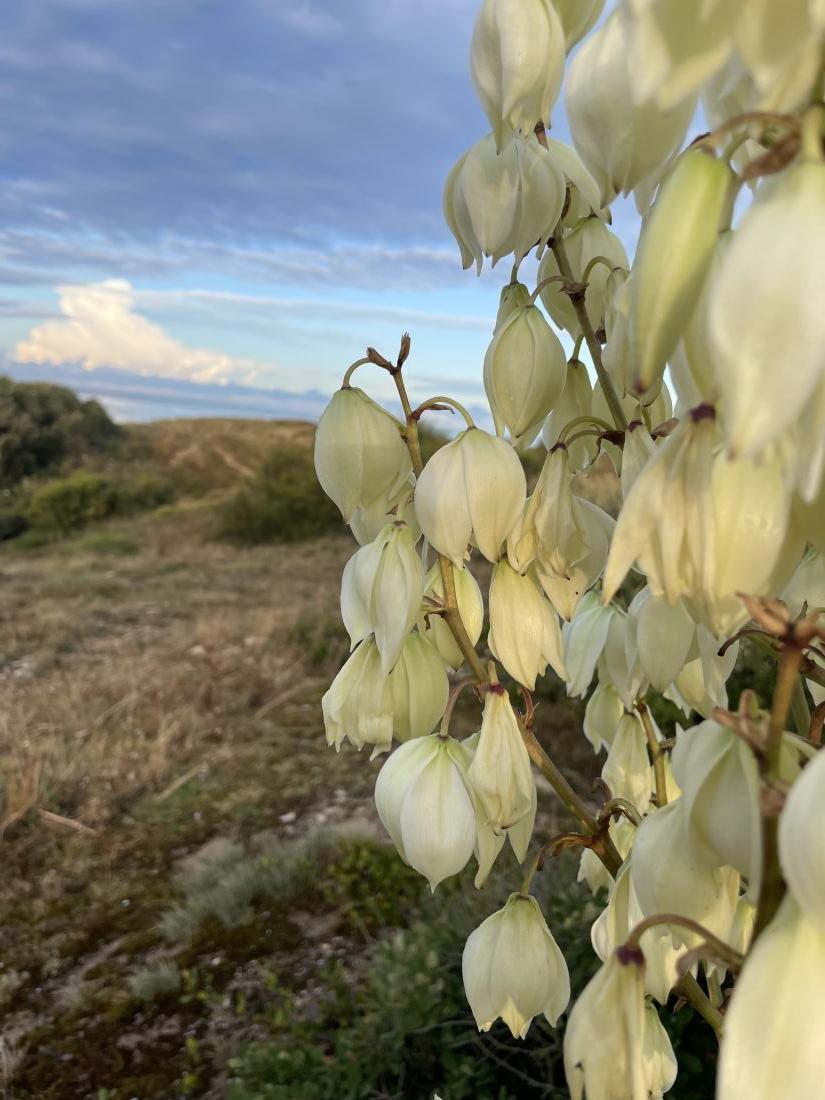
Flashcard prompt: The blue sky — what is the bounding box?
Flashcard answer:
[0,0,634,421]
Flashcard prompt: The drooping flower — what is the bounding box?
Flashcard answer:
[488,560,566,689]
[322,638,394,756]
[422,561,485,670]
[468,684,535,831]
[387,632,450,742]
[537,215,628,337]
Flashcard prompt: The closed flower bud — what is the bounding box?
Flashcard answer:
[415,427,526,565]
[388,633,449,742]
[553,0,606,50]
[470,0,565,150]
[538,216,628,337]
[423,561,484,670]
[443,132,565,273]
[340,520,424,674]
[565,10,694,206]
[563,592,616,697]
[314,387,412,522]
[602,712,653,810]
[322,638,394,756]
[709,159,825,458]
[463,892,570,1037]
[484,298,567,448]
[779,746,825,931]
[494,279,533,329]
[630,801,739,948]
[541,357,597,470]
[717,897,825,1100]
[374,734,477,891]
[468,685,535,830]
[583,680,624,753]
[565,949,673,1100]
[631,148,733,394]
[488,561,566,689]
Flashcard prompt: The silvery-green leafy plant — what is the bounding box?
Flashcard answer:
[314,3,825,1096]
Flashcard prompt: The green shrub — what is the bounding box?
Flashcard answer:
[25,471,117,535]
[217,444,341,544]
[115,471,176,513]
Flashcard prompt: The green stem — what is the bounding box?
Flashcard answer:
[413,395,475,428]
[549,235,628,431]
[791,676,812,736]
[341,357,374,388]
[638,701,668,808]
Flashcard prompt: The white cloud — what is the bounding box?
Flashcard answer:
[14,279,274,386]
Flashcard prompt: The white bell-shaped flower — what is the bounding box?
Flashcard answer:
[563,592,617,698]
[470,0,565,149]
[374,734,477,891]
[735,0,822,111]
[630,800,740,949]
[468,684,536,830]
[483,296,567,448]
[415,427,526,565]
[553,0,606,50]
[565,949,676,1100]
[545,137,602,227]
[462,892,570,1037]
[314,387,412,522]
[443,131,566,273]
[322,638,394,756]
[779,746,825,931]
[541,357,597,470]
[473,752,537,888]
[717,897,825,1100]
[583,680,624,753]
[665,626,738,719]
[630,587,696,695]
[630,148,734,395]
[488,561,566,689]
[669,237,728,412]
[537,215,628,337]
[602,712,653,811]
[423,561,485,670]
[340,519,424,673]
[598,607,647,709]
[709,157,825,458]
[783,548,825,618]
[387,632,450,742]
[565,9,694,206]
[348,477,415,546]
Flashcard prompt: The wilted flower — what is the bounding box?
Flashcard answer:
[463,892,570,1037]
[470,0,565,149]
[340,520,424,673]
[483,294,567,448]
[415,427,526,565]
[565,9,694,205]
[537,215,628,337]
[423,561,485,670]
[388,632,450,742]
[488,561,566,689]
[314,387,412,522]
[322,638,394,756]
[443,131,565,272]
[468,684,535,830]
[374,734,476,891]
[717,897,825,1100]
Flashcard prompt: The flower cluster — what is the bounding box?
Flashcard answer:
[315,2,825,1096]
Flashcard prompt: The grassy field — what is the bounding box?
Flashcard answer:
[0,416,717,1100]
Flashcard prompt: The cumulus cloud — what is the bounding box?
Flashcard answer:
[14,279,273,385]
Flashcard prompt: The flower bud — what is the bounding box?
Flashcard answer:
[374,734,477,891]
[631,148,734,395]
[494,279,532,329]
[443,132,565,273]
[553,0,606,50]
[602,712,653,810]
[541,357,597,470]
[717,897,825,1100]
[415,427,527,565]
[423,561,484,669]
[470,0,565,150]
[488,561,566,689]
[314,387,412,522]
[322,638,394,756]
[709,159,825,458]
[583,680,623,753]
[565,9,694,206]
[778,746,825,931]
[388,633,449,742]
[563,592,616,697]
[564,950,674,1100]
[340,520,424,674]
[484,298,567,448]
[537,216,628,337]
[463,892,570,1037]
[468,685,535,830]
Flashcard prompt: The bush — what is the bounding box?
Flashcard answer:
[217,444,341,544]
[25,471,117,535]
